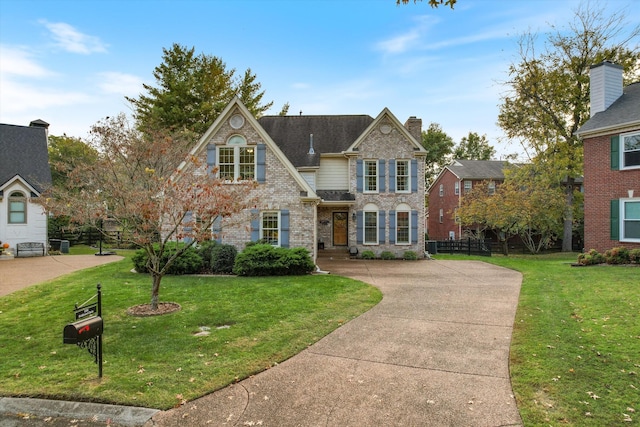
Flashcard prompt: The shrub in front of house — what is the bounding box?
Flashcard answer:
[380,251,395,260]
[604,246,630,265]
[210,243,237,274]
[233,244,315,276]
[132,243,203,275]
[403,250,418,260]
[630,249,640,264]
[196,240,219,271]
[361,250,375,260]
[576,249,605,266]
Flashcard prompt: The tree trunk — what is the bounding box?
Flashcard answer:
[150,273,163,311]
[562,179,574,252]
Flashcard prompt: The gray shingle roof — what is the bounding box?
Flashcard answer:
[577,82,640,135]
[0,123,52,193]
[258,115,374,168]
[447,159,508,180]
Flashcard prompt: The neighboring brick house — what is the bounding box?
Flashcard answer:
[187,97,427,260]
[427,160,507,241]
[0,120,52,254]
[576,61,640,252]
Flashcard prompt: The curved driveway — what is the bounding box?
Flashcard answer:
[150,258,523,427]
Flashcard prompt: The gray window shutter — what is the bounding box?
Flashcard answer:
[610,199,619,240]
[281,210,290,248]
[379,159,386,192]
[207,144,216,175]
[212,215,222,243]
[250,209,260,242]
[256,144,266,183]
[356,211,363,244]
[356,159,363,193]
[411,210,419,243]
[411,159,418,193]
[183,211,193,244]
[389,160,396,192]
[378,210,386,244]
[389,210,396,244]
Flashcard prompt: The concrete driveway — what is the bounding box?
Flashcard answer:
[149,257,523,427]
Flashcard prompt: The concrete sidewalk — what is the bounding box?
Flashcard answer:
[149,258,523,426]
[0,256,523,426]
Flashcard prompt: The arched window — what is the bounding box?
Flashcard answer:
[395,203,411,244]
[363,203,378,245]
[218,135,255,181]
[8,191,26,224]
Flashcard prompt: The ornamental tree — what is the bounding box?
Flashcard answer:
[41,114,256,311]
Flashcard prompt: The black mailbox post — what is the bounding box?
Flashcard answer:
[63,316,103,345]
[63,283,103,378]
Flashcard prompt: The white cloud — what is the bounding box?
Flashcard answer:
[39,20,108,54]
[375,15,439,55]
[0,45,52,78]
[97,72,144,96]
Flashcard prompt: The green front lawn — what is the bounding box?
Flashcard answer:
[0,253,381,409]
[438,253,640,426]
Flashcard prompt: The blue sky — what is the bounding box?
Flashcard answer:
[1,0,638,158]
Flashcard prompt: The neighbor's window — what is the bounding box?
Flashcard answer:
[439,184,444,197]
[218,135,255,181]
[396,160,409,193]
[622,132,640,169]
[454,181,459,195]
[439,208,444,223]
[364,160,378,192]
[261,211,279,245]
[364,211,378,244]
[8,191,26,224]
[396,210,410,244]
[488,181,496,195]
[622,199,640,241]
[464,180,472,193]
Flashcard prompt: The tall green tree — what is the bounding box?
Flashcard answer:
[452,132,495,160]
[421,122,454,187]
[497,2,640,251]
[48,134,99,187]
[127,44,273,136]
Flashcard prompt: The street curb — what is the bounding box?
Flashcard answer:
[0,397,158,426]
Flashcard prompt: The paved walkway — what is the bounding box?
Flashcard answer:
[0,255,523,426]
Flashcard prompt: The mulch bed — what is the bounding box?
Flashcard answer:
[127,302,181,317]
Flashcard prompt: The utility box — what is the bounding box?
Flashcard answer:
[63,316,103,345]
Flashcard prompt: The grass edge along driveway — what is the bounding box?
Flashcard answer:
[0,254,381,409]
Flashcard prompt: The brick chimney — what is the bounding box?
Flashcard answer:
[404,116,422,143]
[589,61,623,117]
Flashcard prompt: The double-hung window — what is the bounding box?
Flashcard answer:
[622,132,640,169]
[488,181,496,195]
[622,199,640,242]
[464,180,472,194]
[454,181,459,195]
[8,191,26,224]
[396,160,409,193]
[261,211,279,245]
[396,211,410,244]
[218,135,255,181]
[364,160,377,193]
[364,211,378,244]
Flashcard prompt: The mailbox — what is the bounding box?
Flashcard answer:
[63,316,103,345]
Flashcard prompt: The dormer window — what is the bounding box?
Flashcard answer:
[218,135,255,181]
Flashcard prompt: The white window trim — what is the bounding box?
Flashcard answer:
[454,181,459,195]
[439,208,443,224]
[621,131,640,170]
[395,209,411,245]
[260,211,281,246]
[464,180,472,194]
[395,159,410,194]
[620,198,640,243]
[488,181,496,195]
[363,210,378,245]
[217,135,255,182]
[439,184,444,197]
[8,191,27,224]
[364,160,378,194]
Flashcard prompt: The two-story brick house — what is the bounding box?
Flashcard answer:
[576,61,640,252]
[427,160,507,241]
[187,97,427,260]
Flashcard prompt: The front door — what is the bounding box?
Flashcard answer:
[333,212,348,246]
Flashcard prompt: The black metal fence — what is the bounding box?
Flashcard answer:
[427,238,492,257]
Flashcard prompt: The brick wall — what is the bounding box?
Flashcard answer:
[583,130,640,252]
[427,169,460,240]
